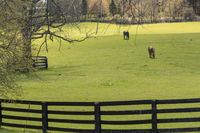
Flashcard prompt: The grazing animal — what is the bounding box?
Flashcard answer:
[123,31,126,40]
[148,46,155,59]
[123,31,130,40]
[126,31,129,40]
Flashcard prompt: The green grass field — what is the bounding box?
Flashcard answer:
[0,129,35,133]
[2,22,200,132]
[17,22,200,102]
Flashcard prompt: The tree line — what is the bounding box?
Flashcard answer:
[48,0,200,24]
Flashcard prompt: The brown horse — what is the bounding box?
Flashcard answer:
[123,31,129,40]
[148,46,155,59]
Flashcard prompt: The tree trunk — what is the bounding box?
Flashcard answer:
[20,8,33,72]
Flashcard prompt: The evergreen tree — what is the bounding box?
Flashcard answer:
[117,2,123,16]
[109,0,117,16]
[82,0,88,16]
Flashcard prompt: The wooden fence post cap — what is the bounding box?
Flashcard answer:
[95,102,100,105]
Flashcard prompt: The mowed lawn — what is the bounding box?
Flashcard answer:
[2,22,200,133]
[16,22,200,102]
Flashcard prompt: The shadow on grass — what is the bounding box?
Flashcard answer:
[17,64,90,81]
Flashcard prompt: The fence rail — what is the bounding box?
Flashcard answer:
[1,98,200,132]
[32,56,48,69]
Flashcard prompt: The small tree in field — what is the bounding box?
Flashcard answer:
[109,0,117,16]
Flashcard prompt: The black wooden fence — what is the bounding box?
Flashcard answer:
[1,98,200,133]
[32,56,48,69]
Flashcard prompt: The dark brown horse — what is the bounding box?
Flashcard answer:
[148,46,155,59]
[123,31,129,40]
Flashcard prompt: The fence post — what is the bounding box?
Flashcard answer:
[42,102,48,133]
[95,102,101,133]
[0,101,2,128]
[32,59,36,67]
[152,100,158,133]
[45,58,48,69]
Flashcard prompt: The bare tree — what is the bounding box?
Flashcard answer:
[162,0,185,21]
[0,0,97,72]
[0,0,97,98]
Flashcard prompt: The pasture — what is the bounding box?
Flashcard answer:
[1,22,200,133]
[18,22,200,102]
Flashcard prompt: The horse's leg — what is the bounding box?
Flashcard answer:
[127,33,129,40]
[152,52,155,58]
[152,49,155,58]
[148,49,151,58]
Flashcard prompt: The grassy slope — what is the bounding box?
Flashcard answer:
[2,22,200,133]
[16,22,200,102]
[63,22,200,36]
